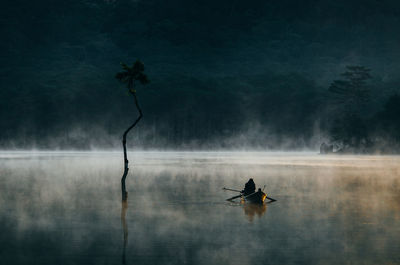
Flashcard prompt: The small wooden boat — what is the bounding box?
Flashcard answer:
[242,189,267,204]
[224,187,275,203]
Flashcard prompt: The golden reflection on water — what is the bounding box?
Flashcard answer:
[243,203,267,222]
[1,152,400,265]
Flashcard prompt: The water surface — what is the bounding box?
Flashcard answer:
[0,151,399,264]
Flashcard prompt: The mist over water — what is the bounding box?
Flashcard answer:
[0,151,399,264]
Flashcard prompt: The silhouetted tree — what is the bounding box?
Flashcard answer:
[329,113,368,150]
[327,66,372,150]
[116,60,149,201]
[329,66,372,112]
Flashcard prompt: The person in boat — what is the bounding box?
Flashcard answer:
[242,178,256,196]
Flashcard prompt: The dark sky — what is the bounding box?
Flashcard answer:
[2,0,400,83]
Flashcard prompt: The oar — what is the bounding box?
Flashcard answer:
[223,186,277,202]
[242,190,277,202]
[222,187,242,193]
[226,194,243,201]
[223,187,243,201]
[262,185,277,201]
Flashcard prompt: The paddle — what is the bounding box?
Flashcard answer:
[222,187,242,193]
[266,196,276,202]
[224,187,277,202]
[226,194,243,201]
[223,187,243,201]
[261,186,277,201]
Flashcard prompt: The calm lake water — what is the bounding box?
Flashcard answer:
[0,151,399,265]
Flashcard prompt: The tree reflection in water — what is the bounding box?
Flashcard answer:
[121,199,128,264]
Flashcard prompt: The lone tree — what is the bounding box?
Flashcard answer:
[116,60,149,201]
[328,66,372,149]
[329,65,372,112]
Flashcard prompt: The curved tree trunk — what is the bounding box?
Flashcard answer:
[121,91,143,201]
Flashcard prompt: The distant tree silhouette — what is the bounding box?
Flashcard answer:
[116,60,149,201]
[329,113,368,150]
[329,66,372,111]
[328,66,372,150]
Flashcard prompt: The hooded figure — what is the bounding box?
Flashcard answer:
[242,178,256,195]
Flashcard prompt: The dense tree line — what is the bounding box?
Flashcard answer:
[1,65,400,151]
[1,0,400,151]
[321,66,400,153]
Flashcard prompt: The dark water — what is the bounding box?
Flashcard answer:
[0,152,399,265]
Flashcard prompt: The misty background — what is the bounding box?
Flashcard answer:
[1,0,400,150]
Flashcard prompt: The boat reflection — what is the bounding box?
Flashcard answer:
[243,203,267,222]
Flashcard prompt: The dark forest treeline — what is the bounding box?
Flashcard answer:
[1,68,400,151]
[2,0,400,150]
